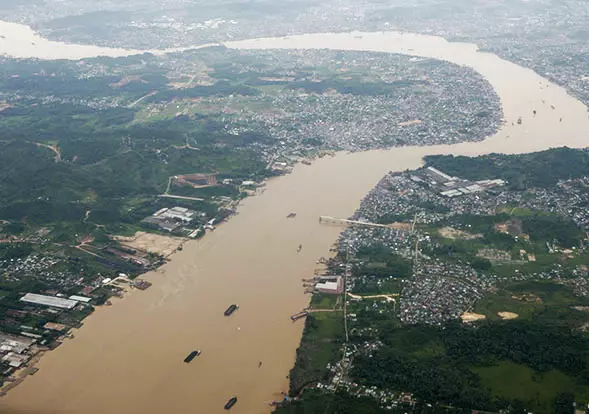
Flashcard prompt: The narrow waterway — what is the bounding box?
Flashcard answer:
[1,26,588,414]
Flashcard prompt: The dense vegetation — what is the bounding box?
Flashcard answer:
[276,390,391,414]
[288,313,344,396]
[521,215,584,248]
[0,105,268,235]
[425,147,589,189]
[282,148,589,414]
[352,318,589,412]
[353,244,413,279]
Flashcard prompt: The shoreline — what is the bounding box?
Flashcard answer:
[0,26,588,414]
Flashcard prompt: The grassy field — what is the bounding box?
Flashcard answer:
[310,293,340,310]
[351,276,404,295]
[472,361,589,412]
[474,280,589,321]
[288,311,344,395]
[383,325,445,358]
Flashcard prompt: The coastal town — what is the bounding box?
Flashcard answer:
[2,0,586,109]
[0,1,588,412]
[284,151,589,412]
[0,47,502,162]
[0,42,508,389]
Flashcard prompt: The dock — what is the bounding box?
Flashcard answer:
[290,311,308,321]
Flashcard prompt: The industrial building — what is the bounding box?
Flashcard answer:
[158,207,196,222]
[415,166,505,198]
[68,295,92,303]
[20,293,78,309]
[0,333,34,354]
[2,352,29,368]
[141,206,199,232]
[316,276,343,294]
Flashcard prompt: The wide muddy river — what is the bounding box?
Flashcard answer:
[0,24,588,414]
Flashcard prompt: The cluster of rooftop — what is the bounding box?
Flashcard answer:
[413,166,505,198]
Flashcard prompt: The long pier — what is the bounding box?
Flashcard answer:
[319,216,410,230]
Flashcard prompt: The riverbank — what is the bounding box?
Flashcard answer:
[0,20,218,59]
[0,27,588,414]
[113,232,188,259]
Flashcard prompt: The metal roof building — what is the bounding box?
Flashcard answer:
[316,276,343,294]
[20,293,78,309]
[69,295,92,303]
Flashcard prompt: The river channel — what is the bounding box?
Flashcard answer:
[0,24,588,414]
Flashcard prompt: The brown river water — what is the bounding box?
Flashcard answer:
[0,26,588,414]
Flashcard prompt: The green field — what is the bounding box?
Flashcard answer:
[351,276,404,295]
[474,280,589,321]
[309,293,340,309]
[288,312,344,395]
[473,361,589,412]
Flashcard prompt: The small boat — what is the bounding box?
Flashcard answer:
[517,116,522,125]
[297,244,302,253]
[184,349,201,363]
[224,396,237,410]
[224,304,239,316]
[287,212,296,218]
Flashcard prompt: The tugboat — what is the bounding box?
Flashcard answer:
[224,396,237,410]
[184,349,201,363]
[224,304,239,316]
[287,212,297,219]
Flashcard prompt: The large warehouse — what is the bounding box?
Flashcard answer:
[20,293,78,310]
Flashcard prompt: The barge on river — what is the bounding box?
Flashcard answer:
[184,349,201,363]
[224,304,239,316]
[224,396,237,410]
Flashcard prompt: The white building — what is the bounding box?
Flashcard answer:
[316,277,343,294]
[20,293,78,309]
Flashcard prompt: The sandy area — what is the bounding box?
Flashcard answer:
[498,311,519,320]
[460,312,487,322]
[113,232,185,257]
[439,226,482,240]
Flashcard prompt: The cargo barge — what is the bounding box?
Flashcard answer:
[183,349,201,363]
[224,304,239,316]
[224,396,237,410]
